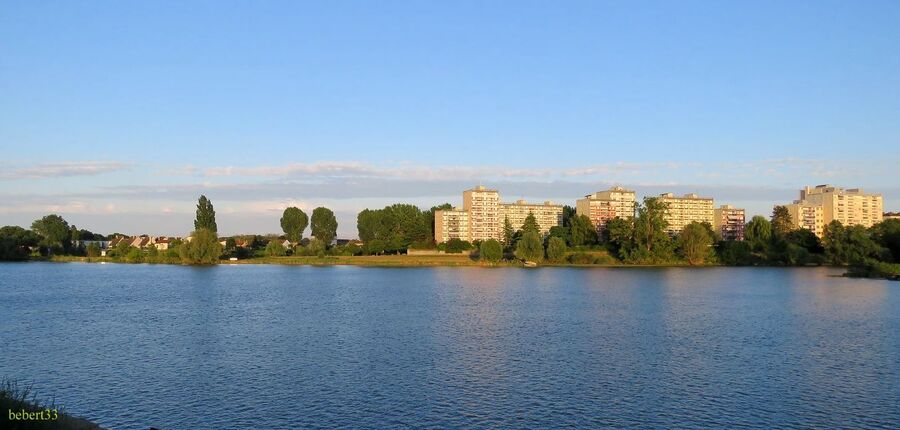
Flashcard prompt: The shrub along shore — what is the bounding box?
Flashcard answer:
[4,195,899,280]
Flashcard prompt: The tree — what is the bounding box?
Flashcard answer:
[771,205,794,238]
[280,207,309,244]
[545,236,567,262]
[561,205,577,227]
[85,242,101,258]
[603,217,633,260]
[0,226,40,260]
[678,222,714,265]
[823,221,884,266]
[569,214,597,247]
[194,195,218,233]
[520,213,540,235]
[125,247,144,263]
[745,216,772,253]
[717,240,753,266]
[444,238,472,254]
[224,237,237,252]
[502,216,515,250]
[823,220,846,264]
[480,239,503,263]
[310,207,338,246]
[265,239,287,256]
[31,214,71,253]
[871,219,900,262]
[180,229,222,264]
[515,231,544,263]
[630,197,673,263]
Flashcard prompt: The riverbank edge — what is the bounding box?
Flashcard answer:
[31,255,900,280]
[1,381,104,430]
[37,255,825,269]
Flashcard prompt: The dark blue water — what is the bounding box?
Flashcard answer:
[1,263,897,429]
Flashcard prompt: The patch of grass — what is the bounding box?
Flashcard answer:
[1,380,102,430]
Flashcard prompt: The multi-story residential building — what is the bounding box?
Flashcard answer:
[500,200,564,236]
[658,193,715,235]
[434,208,469,243]
[434,186,563,243]
[793,185,883,233]
[786,201,826,237]
[713,205,745,241]
[463,186,501,241]
[885,212,900,221]
[576,186,636,232]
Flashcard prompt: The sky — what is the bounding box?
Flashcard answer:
[1,0,899,238]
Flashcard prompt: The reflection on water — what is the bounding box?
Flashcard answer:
[0,263,897,429]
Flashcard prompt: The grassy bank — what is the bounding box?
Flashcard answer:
[1,381,102,430]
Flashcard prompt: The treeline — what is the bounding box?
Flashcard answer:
[0,195,347,264]
[356,203,450,254]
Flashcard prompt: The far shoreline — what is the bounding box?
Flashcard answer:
[31,255,848,270]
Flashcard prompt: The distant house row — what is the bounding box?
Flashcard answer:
[435,184,887,243]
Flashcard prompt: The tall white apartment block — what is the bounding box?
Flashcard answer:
[463,186,501,241]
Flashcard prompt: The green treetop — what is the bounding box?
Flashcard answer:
[280,207,309,244]
[194,195,218,233]
[311,207,338,245]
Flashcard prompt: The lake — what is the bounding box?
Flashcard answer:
[1,263,898,429]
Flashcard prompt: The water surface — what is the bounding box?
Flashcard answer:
[1,263,897,429]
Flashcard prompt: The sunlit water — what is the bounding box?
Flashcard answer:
[1,263,898,429]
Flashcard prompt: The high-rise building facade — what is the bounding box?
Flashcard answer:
[786,202,825,237]
[434,209,469,243]
[713,205,745,241]
[500,200,564,236]
[463,186,501,241]
[575,186,636,231]
[434,186,563,243]
[658,193,715,235]
[790,185,883,236]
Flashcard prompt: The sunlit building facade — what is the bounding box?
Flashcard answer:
[576,186,636,232]
[658,193,715,235]
[713,205,745,241]
[434,186,563,243]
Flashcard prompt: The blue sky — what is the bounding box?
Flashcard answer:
[1,0,898,237]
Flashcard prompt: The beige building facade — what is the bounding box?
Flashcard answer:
[500,200,564,237]
[576,186,636,231]
[463,186,501,241]
[435,186,563,243]
[789,185,883,236]
[434,209,470,243]
[713,205,745,241]
[659,193,715,235]
[786,202,825,237]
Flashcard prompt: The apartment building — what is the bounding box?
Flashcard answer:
[786,202,825,237]
[713,205,745,241]
[576,186,636,231]
[500,200,564,236]
[794,185,883,234]
[463,186,502,241]
[434,208,470,243]
[658,193,715,235]
[885,212,900,221]
[434,186,563,243]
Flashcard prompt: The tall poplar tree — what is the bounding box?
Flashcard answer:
[194,195,218,233]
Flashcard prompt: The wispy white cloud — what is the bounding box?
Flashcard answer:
[1,161,132,180]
